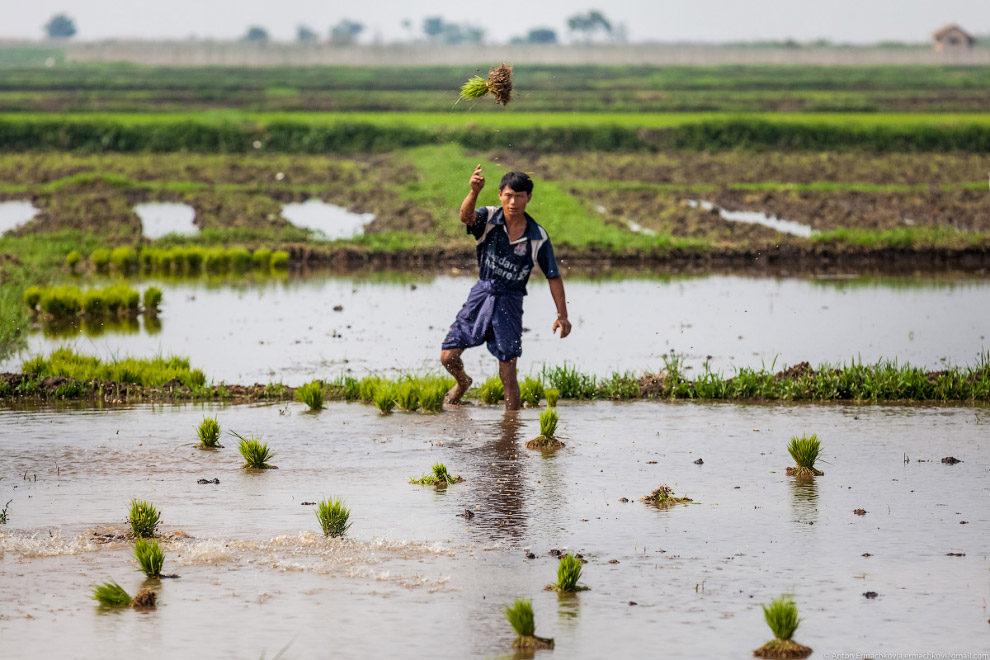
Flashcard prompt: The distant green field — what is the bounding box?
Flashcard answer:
[4,111,990,129]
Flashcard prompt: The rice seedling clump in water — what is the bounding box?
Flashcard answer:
[197,415,222,448]
[91,580,131,607]
[458,63,513,106]
[315,497,352,537]
[396,380,420,412]
[754,595,812,659]
[233,431,276,469]
[419,383,446,413]
[134,538,165,578]
[410,462,464,487]
[641,484,694,507]
[503,598,553,649]
[786,434,824,477]
[295,380,325,411]
[479,376,504,405]
[128,499,160,538]
[520,377,544,407]
[373,384,398,414]
[545,388,560,408]
[547,553,589,592]
[527,406,565,449]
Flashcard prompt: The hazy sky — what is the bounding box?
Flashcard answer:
[2,0,986,43]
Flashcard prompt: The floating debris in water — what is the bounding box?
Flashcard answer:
[853,509,867,516]
[863,591,878,599]
[694,458,704,465]
[197,478,220,485]
[941,456,962,464]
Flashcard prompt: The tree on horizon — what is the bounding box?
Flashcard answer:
[44,14,77,39]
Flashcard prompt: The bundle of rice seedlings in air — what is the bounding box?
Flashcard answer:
[315,497,352,538]
[753,595,812,659]
[459,63,513,106]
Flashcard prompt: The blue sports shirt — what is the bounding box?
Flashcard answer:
[467,206,560,295]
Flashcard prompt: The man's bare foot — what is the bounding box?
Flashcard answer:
[445,377,473,405]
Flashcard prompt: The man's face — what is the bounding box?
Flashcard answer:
[499,186,531,216]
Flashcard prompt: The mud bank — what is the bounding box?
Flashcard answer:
[280,242,990,275]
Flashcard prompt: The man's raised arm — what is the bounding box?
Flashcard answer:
[460,164,485,225]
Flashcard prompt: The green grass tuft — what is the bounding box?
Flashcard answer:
[478,376,504,405]
[197,415,221,448]
[295,380,325,411]
[128,499,160,538]
[134,537,165,578]
[520,377,544,407]
[373,383,397,414]
[787,434,823,476]
[91,580,131,607]
[315,497,352,537]
[395,380,420,412]
[539,406,559,440]
[503,597,536,638]
[763,595,801,641]
[555,553,584,592]
[233,431,275,469]
[410,462,462,486]
[419,382,446,413]
[545,388,560,408]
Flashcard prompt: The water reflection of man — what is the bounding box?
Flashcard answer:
[464,412,527,541]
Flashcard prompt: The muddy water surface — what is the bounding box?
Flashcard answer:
[0,200,39,235]
[1,401,987,658]
[134,202,198,240]
[3,274,988,383]
[281,201,375,240]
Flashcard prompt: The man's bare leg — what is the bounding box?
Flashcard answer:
[441,348,473,403]
[499,358,521,411]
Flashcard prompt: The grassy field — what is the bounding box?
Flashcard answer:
[3,63,990,113]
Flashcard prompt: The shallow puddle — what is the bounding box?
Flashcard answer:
[0,400,986,657]
[281,200,375,240]
[3,273,988,384]
[134,202,198,240]
[688,199,816,237]
[0,200,39,235]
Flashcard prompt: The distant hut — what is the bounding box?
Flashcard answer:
[932,24,974,51]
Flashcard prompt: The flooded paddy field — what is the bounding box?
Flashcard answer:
[4,272,988,384]
[1,400,987,658]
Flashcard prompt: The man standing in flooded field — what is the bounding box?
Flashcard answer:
[441,165,571,410]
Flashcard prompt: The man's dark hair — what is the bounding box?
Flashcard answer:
[499,171,534,194]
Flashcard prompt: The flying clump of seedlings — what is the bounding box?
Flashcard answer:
[785,434,824,477]
[233,431,277,469]
[641,484,694,508]
[503,597,553,649]
[527,405,565,450]
[410,462,464,488]
[197,415,222,448]
[315,497,352,538]
[134,537,166,578]
[295,380,325,411]
[128,499,160,538]
[546,553,589,593]
[458,62,513,106]
[753,595,812,659]
[91,580,157,609]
